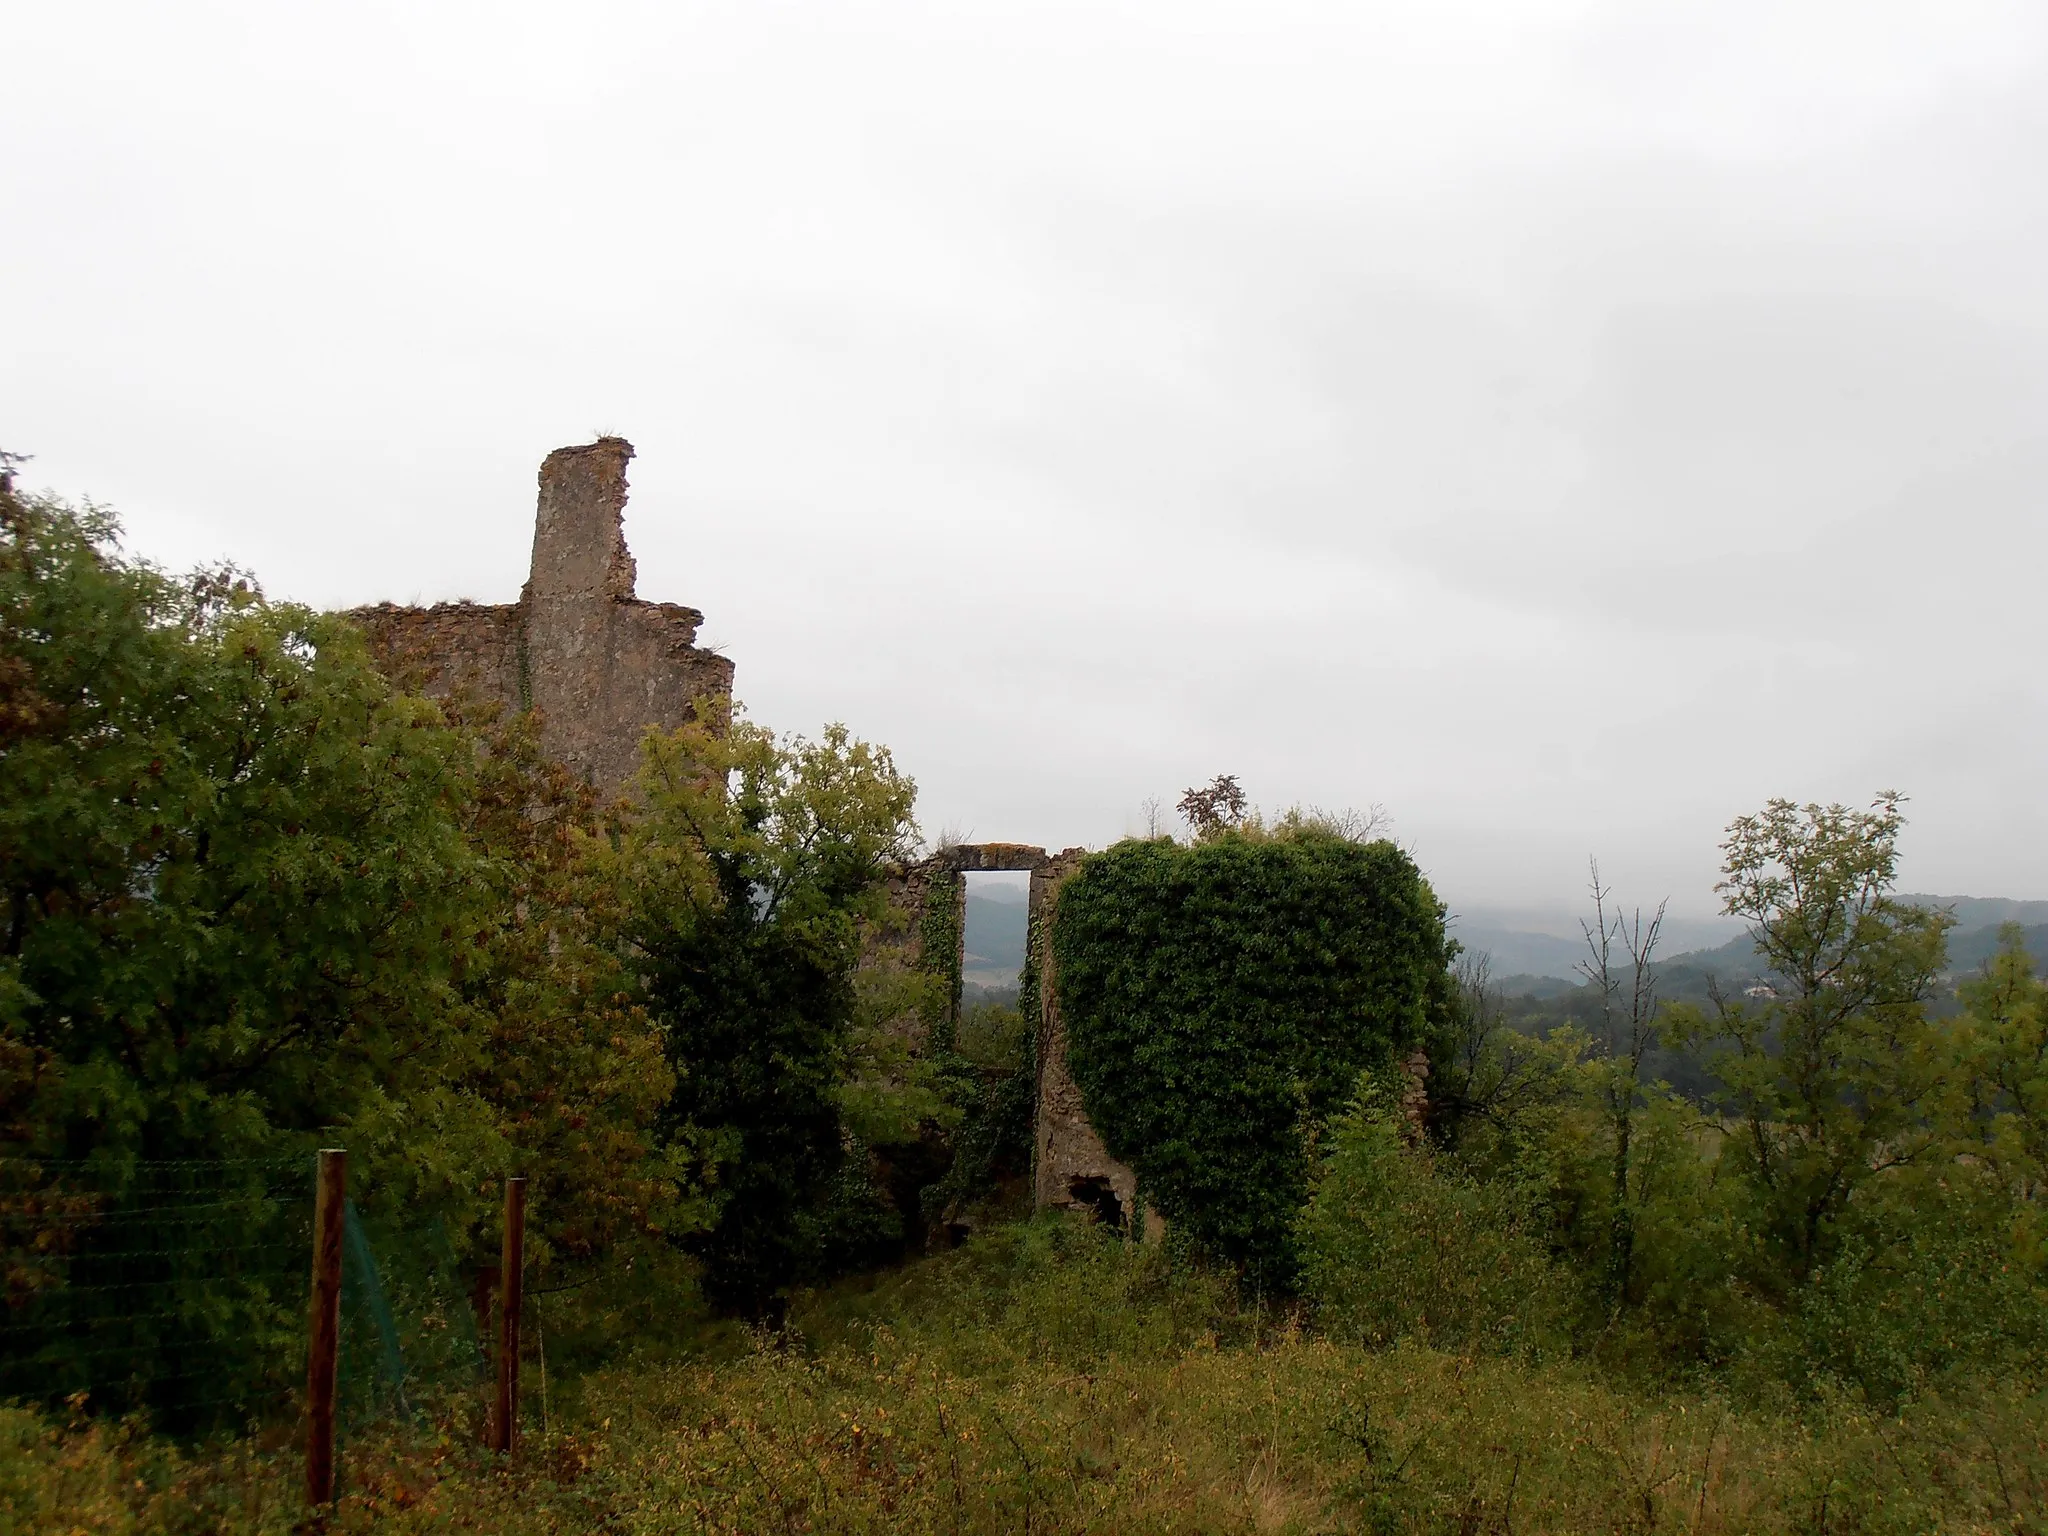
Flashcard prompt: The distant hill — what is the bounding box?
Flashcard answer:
[1460,894,2048,989]
[966,885,2048,995]
[1606,893,2048,986]
[1446,925,1587,981]
[1902,894,2048,929]
[963,886,1029,986]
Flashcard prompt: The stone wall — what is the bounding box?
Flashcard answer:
[346,438,734,793]
[899,842,1141,1228]
[1027,849,1144,1228]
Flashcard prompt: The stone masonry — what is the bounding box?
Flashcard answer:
[347,438,733,793]
[908,843,1143,1230]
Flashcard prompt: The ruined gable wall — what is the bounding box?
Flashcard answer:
[556,598,734,794]
[1028,850,1140,1223]
[344,437,734,794]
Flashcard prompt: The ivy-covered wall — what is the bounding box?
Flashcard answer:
[915,868,963,1050]
[1051,832,1453,1285]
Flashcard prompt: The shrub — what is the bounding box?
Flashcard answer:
[1299,1079,1573,1356]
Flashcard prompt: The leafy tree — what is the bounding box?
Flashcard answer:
[0,480,475,1170]
[614,703,919,1316]
[0,475,710,1410]
[1176,774,1248,838]
[1299,1076,1571,1357]
[1957,927,2048,1264]
[425,700,707,1279]
[1666,794,1956,1286]
[1421,951,1583,1162]
[0,478,488,1416]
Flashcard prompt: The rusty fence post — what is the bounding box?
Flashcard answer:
[305,1148,347,1506]
[491,1176,527,1455]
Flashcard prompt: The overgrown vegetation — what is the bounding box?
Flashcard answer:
[9,1226,2047,1533]
[606,700,926,1317]
[1053,826,1452,1284]
[5,470,2048,1529]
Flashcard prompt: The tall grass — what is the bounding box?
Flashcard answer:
[5,1220,2045,1533]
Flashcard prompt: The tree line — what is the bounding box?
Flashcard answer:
[0,471,975,1399]
[5,466,2041,1416]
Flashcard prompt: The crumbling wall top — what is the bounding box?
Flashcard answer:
[345,435,732,795]
[526,436,638,603]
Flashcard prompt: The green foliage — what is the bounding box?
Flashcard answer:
[0,484,692,1415]
[1052,828,1452,1285]
[1782,1175,2048,1403]
[426,701,704,1276]
[1665,794,1957,1287]
[913,870,961,1049]
[1958,925,2048,1263]
[920,999,1035,1231]
[1420,953,1585,1163]
[12,1232,2048,1534]
[0,486,474,1172]
[1298,1076,1572,1356]
[615,702,920,1316]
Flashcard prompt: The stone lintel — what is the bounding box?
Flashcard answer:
[929,842,1052,874]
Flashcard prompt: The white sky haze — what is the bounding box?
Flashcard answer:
[5,0,2046,921]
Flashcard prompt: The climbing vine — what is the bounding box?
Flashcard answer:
[915,870,963,1051]
[1051,830,1453,1287]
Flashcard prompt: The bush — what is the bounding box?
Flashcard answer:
[1299,1079,1573,1357]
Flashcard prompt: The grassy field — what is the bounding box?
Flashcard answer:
[4,1220,2044,1534]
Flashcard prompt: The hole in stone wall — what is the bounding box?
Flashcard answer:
[957,869,1031,1076]
[1067,1175,1126,1231]
[960,870,1030,1009]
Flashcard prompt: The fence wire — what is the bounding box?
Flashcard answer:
[0,1155,488,1436]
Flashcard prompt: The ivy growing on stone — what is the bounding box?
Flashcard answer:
[1052,831,1454,1287]
[916,870,963,1051]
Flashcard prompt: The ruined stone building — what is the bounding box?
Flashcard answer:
[344,439,1133,1225]
[347,438,733,793]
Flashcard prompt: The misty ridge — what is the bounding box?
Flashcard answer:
[1454,892,2048,989]
[972,877,2048,997]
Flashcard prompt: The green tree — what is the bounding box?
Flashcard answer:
[0,476,488,1417]
[0,480,475,1171]
[1299,1076,1571,1357]
[0,474,706,1409]
[424,700,707,1282]
[614,702,920,1317]
[1666,794,1955,1286]
[1574,864,1668,1308]
[1957,926,2048,1265]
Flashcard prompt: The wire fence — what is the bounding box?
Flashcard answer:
[0,1153,490,1438]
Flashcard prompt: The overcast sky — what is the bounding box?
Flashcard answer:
[6,0,2046,923]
